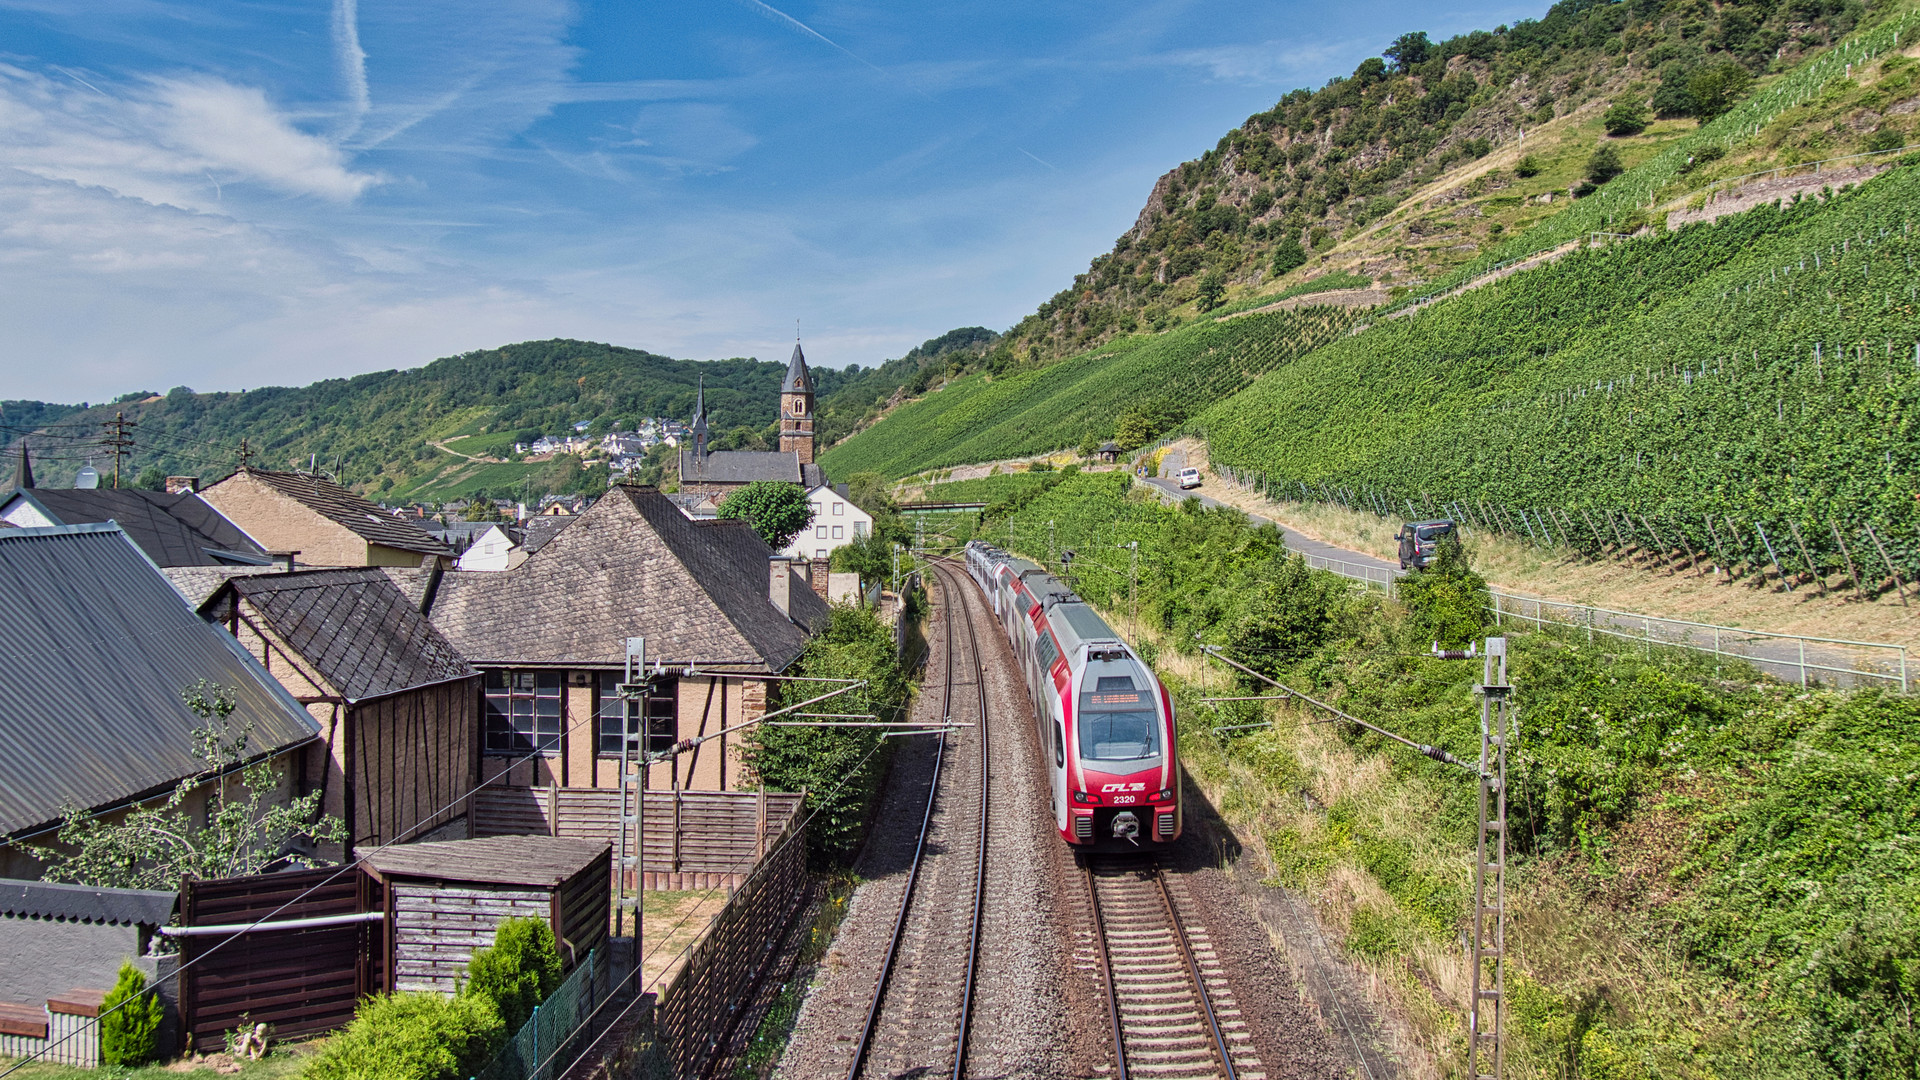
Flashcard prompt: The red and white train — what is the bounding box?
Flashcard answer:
[965,541,1181,850]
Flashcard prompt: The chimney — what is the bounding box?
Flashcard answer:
[810,558,830,599]
[268,550,299,572]
[768,555,792,617]
[165,475,199,494]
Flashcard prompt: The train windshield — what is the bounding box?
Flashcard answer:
[1078,676,1159,763]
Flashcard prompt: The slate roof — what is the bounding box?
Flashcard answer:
[163,565,284,608]
[782,342,815,395]
[519,516,574,554]
[6,488,268,567]
[0,524,320,837]
[211,569,475,702]
[234,469,451,556]
[426,485,828,671]
[0,879,176,927]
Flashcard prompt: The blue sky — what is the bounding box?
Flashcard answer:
[0,0,1542,403]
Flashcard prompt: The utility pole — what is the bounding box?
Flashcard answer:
[238,438,254,468]
[616,636,648,987]
[1469,638,1512,1080]
[103,412,135,489]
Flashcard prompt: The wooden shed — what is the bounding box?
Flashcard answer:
[361,836,610,994]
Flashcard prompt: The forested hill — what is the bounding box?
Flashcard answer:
[3,339,868,499]
[1001,0,1878,363]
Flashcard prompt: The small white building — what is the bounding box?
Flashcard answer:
[781,483,872,563]
[454,524,527,572]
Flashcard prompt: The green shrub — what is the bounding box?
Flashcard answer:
[1514,154,1543,178]
[465,917,563,1034]
[1585,144,1624,185]
[1602,101,1648,137]
[305,992,503,1080]
[1395,536,1489,648]
[1271,238,1308,276]
[98,961,162,1068]
[1868,125,1905,153]
[1225,554,1346,677]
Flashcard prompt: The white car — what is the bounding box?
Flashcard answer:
[1177,467,1202,490]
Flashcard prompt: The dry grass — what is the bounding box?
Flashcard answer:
[1177,439,1920,651]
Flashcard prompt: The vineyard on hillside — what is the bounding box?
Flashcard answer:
[819,305,1361,479]
[1202,162,1920,583]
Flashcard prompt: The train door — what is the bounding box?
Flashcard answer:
[1049,704,1068,832]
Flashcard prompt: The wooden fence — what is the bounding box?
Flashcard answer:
[652,799,810,1077]
[471,787,803,891]
[177,866,383,1052]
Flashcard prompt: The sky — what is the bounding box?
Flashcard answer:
[0,0,1544,404]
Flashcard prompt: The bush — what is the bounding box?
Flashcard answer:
[1514,154,1543,178]
[1868,125,1905,153]
[1585,144,1624,185]
[1602,101,1648,137]
[98,961,163,1068]
[1224,554,1347,678]
[1394,536,1488,648]
[1195,271,1228,312]
[305,992,504,1080]
[465,917,563,1033]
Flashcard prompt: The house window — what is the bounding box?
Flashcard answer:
[832,502,844,516]
[832,525,844,539]
[816,525,828,539]
[597,673,677,756]
[854,521,868,538]
[484,671,562,755]
[816,548,828,560]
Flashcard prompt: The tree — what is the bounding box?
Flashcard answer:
[1603,100,1648,137]
[1195,270,1228,312]
[1586,144,1625,186]
[1688,61,1752,121]
[841,471,896,518]
[99,961,163,1067]
[1271,239,1308,276]
[1651,63,1697,118]
[718,481,814,549]
[1384,31,1430,73]
[134,466,167,491]
[1394,535,1489,648]
[744,604,912,860]
[29,681,347,889]
[1225,555,1346,679]
[1115,399,1182,450]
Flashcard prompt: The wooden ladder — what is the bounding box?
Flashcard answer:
[1470,638,1511,1080]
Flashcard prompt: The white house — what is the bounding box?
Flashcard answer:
[454,524,527,572]
[781,484,872,563]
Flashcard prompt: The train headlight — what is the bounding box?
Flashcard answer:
[1155,788,1175,802]
[1072,790,1098,804]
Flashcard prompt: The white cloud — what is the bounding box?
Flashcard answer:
[1157,39,1352,84]
[0,64,382,209]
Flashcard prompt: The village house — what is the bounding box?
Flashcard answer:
[782,483,874,563]
[198,467,452,569]
[3,450,269,568]
[416,484,829,794]
[0,523,320,881]
[452,523,526,572]
[200,569,482,860]
[677,345,827,499]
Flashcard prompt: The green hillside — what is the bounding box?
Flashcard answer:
[3,339,874,503]
[1202,160,1920,578]
[818,306,1360,479]
[1003,0,1889,361]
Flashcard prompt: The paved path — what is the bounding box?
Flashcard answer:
[1143,450,1400,577]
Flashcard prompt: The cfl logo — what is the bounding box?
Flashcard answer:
[1101,783,1146,792]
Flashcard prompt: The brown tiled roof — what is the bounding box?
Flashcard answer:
[238,469,451,556]
[425,485,827,671]
[212,569,475,701]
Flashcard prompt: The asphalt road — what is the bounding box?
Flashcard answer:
[1143,450,1401,575]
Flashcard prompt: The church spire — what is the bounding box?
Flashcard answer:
[783,341,814,396]
[779,338,816,465]
[13,442,33,490]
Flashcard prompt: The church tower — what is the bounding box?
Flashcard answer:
[780,341,815,465]
[689,376,710,461]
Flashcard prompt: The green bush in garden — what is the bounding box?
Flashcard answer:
[464,917,563,1034]
[304,991,504,1080]
[98,960,163,1068]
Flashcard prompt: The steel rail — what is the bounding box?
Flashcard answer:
[843,566,954,1080]
[1154,865,1239,1080]
[945,558,990,1080]
[1082,864,1129,1080]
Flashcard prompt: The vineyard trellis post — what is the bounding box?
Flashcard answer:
[1864,524,1908,606]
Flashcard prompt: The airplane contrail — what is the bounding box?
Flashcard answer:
[1019,147,1058,171]
[727,0,883,73]
[332,0,370,140]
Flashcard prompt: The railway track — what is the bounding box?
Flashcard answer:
[1084,858,1264,1080]
[845,559,990,1080]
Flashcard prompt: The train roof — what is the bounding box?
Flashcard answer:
[970,542,1122,653]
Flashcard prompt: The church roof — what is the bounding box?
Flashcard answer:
[782,343,814,396]
[679,449,804,485]
[690,376,709,436]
